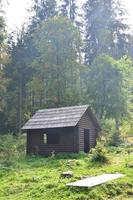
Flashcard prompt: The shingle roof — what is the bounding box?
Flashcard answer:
[22,105,100,130]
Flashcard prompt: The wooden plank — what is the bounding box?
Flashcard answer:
[66,174,125,188]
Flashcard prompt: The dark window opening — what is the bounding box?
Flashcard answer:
[43,133,60,144]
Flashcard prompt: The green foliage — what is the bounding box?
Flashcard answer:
[90,140,108,163]
[0,15,8,112]
[100,119,122,147]
[0,134,25,166]
[120,120,133,137]
[60,0,78,22]
[100,119,116,136]
[0,70,8,111]
[87,55,133,124]
[0,136,132,200]
[0,14,9,132]
[55,151,86,160]
[5,28,36,134]
[29,16,82,109]
[108,131,122,147]
[0,0,133,138]
[100,118,133,148]
[83,0,130,64]
[31,0,57,24]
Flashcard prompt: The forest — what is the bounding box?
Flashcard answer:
[0,1,133,200]
[0,0,133,138]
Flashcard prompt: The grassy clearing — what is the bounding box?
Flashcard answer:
[0,137,133,200]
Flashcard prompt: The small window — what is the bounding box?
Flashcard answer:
[43,133,47,144]
[43,133,60,144]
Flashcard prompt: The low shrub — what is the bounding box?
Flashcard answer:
[90,140,108,163]
[108,131,122,147]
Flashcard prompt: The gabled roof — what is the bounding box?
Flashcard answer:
[22,105,100,130]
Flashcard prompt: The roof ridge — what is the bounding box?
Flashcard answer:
[38,105,89,112]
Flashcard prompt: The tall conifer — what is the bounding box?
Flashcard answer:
[60,0,77,22]
[83,0,130,65]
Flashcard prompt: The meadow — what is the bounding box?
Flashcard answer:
[0,135,133,200]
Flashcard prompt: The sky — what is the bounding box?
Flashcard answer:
[4,0,133,32]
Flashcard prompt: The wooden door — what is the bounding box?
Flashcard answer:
[84,129,90,153]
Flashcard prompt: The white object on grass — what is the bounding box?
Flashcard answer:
[66,173,125,187]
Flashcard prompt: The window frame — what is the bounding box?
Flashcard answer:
[43,133,47,144]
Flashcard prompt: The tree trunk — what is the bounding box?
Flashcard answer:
[18,77,22,136]
[115,118,120,131]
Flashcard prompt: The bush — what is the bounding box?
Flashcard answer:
[90,140,108,163]
[100,119,116,137]
[0,134,26,166]
[108,131,122,147]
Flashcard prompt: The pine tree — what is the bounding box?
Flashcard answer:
[0,4,9,133]
[31,17,82,108]
[60,0,77,22]
[4,0,58,134]
[31,0,57,28]
[87,55,133,122]
[5,28,35,134]
[83,0,130,65]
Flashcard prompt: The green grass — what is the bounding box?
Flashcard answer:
[0,147,133,200]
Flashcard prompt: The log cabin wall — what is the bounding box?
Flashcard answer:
[78,111,96,152]
[27,127,77,156]
[27,129,42,154]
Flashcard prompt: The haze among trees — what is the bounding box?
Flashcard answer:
[0,0,133,138]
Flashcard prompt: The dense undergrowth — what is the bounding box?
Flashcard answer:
[0,135,133,200]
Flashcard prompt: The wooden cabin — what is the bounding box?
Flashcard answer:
[22,105,101,156]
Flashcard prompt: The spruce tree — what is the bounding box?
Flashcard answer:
[83,0,130,65]
[60,0,77,22]
[5,29,35,134]
[0,3,9,133]
[31,0,57,27]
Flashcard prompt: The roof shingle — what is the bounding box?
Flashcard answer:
[22,105,89,130]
